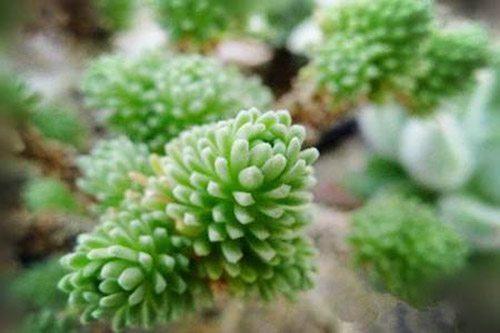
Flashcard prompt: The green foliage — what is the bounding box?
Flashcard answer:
[23,177,79,214]
[350,195,467,306]
[30,104,89,149]
[315,0,432,104]
[77,137,152,212]
[93,0,137,31]
[83,53,273,152]
[472,140,500,205]
[58,198,208,331]
[409,26,491,113]
[153,0,254,44]
[151,109,318,299]
[0,72,38,121]
[10,257,66,309]
[19,310,80,333]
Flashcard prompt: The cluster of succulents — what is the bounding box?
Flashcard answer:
[83,52,273,152]
[152,0,255,46]
[350,68,500,249]
[23,177,80,214]
[309,0,490,115]
[60,109,319,330]
[350,195,467,306]
[77,137,152,212]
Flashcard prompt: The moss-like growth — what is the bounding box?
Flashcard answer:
[93,0,137,31]
[150,109,318,298]
[58,198,208,331]
[350,195,467,306]
[77,137,152,212]
[409,26,490,113]
[83,53,272,152]
[60,109,318,331]
[314,0,432,104]
[0,72,38,121]
[153,0,254,45]
[23,177,80,214]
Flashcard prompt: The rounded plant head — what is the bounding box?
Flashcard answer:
[77,137,153,212]
[83,52,273,152]
[409,25,491,113]
[149,108,318,298]
[153,0,256,45]
[58,197,208,331]
[350,195,467,306]
[314,0,433,104]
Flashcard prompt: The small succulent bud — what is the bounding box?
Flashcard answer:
[77,137,153,212]
[350,195,467,306]
[83,53,273,152]
[400,113,474,191]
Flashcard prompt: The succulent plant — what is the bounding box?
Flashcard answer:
[314,0,432,104]
[152,0,255,45]
[439,194,500,250]
[77,137,152,212]
[93,0,137,31]
[358,102,407,160]
[83,53,273,152]
[23,177,80,214]
[149,108,318,298]
[30,104,89,149]
[400,112,474,192]
[58,197,208,331]
[409,25,490,113]
[350,195,467,306]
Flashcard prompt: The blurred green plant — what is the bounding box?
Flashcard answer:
[30,104,88,149]
[408,25,491,113]
[152,0,256,46]
[59,109,318,331]
[19,311,80,333]
[77,137,152,212]
[350,195,467,306]
[83,52,273,152]
[93,0,137,31]
[23,177,80,214]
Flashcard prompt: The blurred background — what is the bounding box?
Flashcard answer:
[1,0,499,332]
